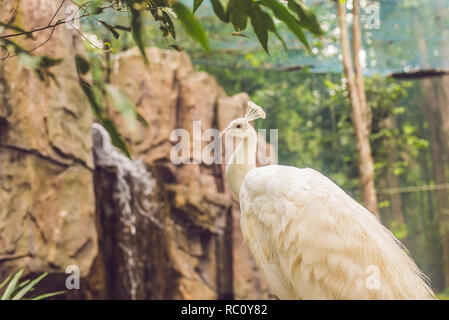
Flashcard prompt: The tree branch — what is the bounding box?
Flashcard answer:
[0,3,118,61]
[48,0,66,27]
[6,0,19,26]
[0,4,115,41]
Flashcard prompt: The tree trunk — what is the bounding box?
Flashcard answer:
[352,0,369,124]
[422,79,449,289]
[383,117,405,226]
[415,13,449,287]
[435,0,449,164]
[436,76,449,162]
[418,122,445,292]
[337,0,379,216]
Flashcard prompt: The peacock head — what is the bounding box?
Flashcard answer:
[220,101,266,139]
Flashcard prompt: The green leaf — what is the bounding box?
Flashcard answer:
[392,106,406,115]
[260,7,288,51]
[228,0,250,31]
[18,54,62,85]
[249,5,271,53]
[1,269,23,300]
[79,79,103,121]
[172,1,210,52]
[39,56,64,68]
[78,75,132,158]
[32,291,66,300]
[125,1,148,64]
[12,273,47,300]
[260,0,310,51]
[86,0,105,16]
[0,274,12,291]
[102,118,132,158]
[75,54,90,75]
[390,221,408,241]
[19,53,42,70]
[193,0,205,13]
[288,0,323,36]
[378,200,390,208]
[113,25,132,32]
[1,38,28,54]
[14,279,31,292]
[98,20,120,39]
[0,271,64,300]
[161,11,176,39]
[105,84,148,131]
[210,0,230,23]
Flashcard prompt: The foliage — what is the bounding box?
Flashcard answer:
[75,53,148,158]
[0,269,65,300]
[390,221,408,241]
[437,288,449,300]
[201,65,421,195]
[200,61,449,290]
[172,1,210,52]
[0,0,324,156]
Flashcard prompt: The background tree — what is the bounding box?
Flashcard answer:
[336,0,378,216]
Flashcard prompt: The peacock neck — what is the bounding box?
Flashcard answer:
[226,128,258,198]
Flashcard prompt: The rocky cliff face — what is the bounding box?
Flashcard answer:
[85,48,271,299]
[0,0,97,279]
[0,0,270,299]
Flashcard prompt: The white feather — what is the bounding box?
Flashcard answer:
[240,165,435,300]
[222,103,435,300]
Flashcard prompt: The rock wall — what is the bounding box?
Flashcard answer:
[0,0,271,299]
[0,0,97,279]
[84,48,271,299]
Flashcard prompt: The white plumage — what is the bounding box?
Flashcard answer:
[221,102,435,300]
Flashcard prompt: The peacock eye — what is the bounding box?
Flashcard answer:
[236,124,241,129]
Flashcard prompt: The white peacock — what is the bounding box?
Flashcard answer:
[220,101,435,300]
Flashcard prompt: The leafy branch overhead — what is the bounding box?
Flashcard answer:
[119,0,324,56]
[75,54,148,158]
[188,0,324,54]
[1,1,323,58]
[0,0,323,156]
